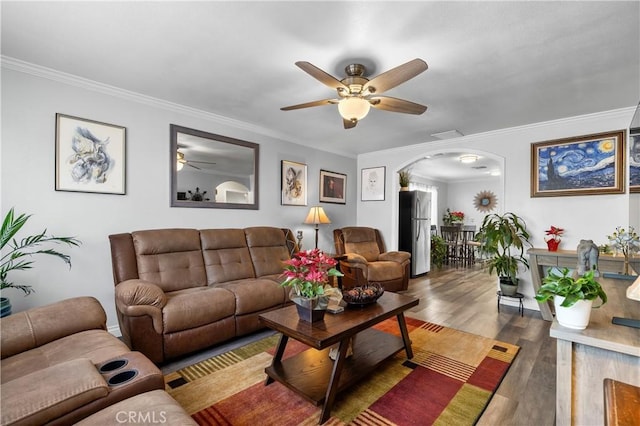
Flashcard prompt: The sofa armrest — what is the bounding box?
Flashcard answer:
[1,297,106,359]
[0,358,108,426]
[379,251,411,264]
[115,280,167,334]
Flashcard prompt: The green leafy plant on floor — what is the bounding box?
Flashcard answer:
[1,208,81,296]
[534,267,607,307]
[475,212,532,284]
[431,234,447,269]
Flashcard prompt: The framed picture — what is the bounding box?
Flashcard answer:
[55,113,126,194]
[281,160,307,206]
[361,166,386,201]
[630,132,640,193]
[530,130,625,197]
[319,169,346,204]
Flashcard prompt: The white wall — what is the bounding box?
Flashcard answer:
[1,67,357,331]
[357,107,636,310]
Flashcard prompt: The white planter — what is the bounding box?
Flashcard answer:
[554,296,593,330]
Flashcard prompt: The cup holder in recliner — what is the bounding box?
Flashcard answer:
[99,359,128,373]
[107,369,138,386]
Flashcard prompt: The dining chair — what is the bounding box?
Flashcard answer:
[460,225,479,266]
[440,225,462,265]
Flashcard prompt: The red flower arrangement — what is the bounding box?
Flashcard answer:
[544,225,564,251]
[280,249,343,298]
[544,226,564,241]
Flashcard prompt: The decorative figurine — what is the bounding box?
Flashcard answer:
[576,239,599,276]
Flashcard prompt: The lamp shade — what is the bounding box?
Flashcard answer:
[304,206,331,225]
[338,98,370,121]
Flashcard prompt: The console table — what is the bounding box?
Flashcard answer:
[550,276,640,426]
[528,248,640,321]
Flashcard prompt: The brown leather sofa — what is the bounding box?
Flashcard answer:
[0,297,166,425]
[109,226,297,364]
[333,227,411,292]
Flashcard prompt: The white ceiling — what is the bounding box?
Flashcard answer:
[2,1,639,167]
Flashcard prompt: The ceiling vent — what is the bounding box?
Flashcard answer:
[431,130,464,140]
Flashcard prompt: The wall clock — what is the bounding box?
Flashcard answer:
[474,190,497,212]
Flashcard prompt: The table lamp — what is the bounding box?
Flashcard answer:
[304,206,331,249]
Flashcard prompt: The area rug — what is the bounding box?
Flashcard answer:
[164,317,519,425]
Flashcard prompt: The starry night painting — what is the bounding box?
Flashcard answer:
[531,131,625,197]
[631,133,640,193]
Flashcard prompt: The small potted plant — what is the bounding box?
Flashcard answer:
[544,225,564,252]
[280,248,343,322]
[534,267,607,330]
[430,235,447,269]
[1,208,81,317]
[607,226,640,275]
[475,212,532,296]
[399,171,410,191]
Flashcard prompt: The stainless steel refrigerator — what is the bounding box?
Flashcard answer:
[398,190,431,277]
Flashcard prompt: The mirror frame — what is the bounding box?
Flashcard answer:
[170,124,260,209]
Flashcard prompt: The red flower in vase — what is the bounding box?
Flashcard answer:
[544,226,564,241]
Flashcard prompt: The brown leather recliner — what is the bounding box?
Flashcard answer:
[333,227,411,292]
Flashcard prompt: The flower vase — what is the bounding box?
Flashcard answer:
[290,291,329,323]
[546,239,560,252]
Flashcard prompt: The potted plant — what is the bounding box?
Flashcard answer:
[280,248,343,322]
[399,171,410,191]
[475,212,532,296]
[607,226,640,276]
[1,208,81,317]
[534,267,607,329]
[431,234,447,269]
[443,209,464,226]
[544,225,564,252]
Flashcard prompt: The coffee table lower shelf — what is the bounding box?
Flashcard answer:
[264,327,406,405]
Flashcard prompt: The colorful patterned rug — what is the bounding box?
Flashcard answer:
[165,317,519,425]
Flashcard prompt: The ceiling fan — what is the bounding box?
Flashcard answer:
[281,58,428,129]
[176,150,216,171]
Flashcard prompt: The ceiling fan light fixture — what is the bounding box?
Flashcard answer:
[177,151,185,171]
[459,154,478,164]
[338,97,370,121]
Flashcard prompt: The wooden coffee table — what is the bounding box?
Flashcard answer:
[259,292,419,424]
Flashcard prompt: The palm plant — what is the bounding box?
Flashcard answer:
[1,208,81,296]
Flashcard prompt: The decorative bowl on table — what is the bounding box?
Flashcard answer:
[342,283,384,307]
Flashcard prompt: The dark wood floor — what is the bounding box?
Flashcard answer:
[404,264,556,426]
[163,264,557,425]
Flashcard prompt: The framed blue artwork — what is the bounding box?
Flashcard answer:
[530,130,625,197]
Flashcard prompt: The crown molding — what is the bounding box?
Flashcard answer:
[362,105,637,158]
[1,55,294,143]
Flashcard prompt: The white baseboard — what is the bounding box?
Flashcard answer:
[107,324,122,337]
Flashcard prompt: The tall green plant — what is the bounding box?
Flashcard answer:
[431,235,447,269]
[1,208,81,296]
[475,212,532,282]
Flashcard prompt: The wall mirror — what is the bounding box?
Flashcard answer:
[170,124,259,209]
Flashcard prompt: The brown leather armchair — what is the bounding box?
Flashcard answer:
[333,227,411,292]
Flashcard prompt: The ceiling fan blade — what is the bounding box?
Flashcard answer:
[370,96,428,115]
[343,118,357,129]
[280,99,337,111]
[186,163,201,170]
[188,160,217,165]
[295,61,349,91]
[363,58,428,94]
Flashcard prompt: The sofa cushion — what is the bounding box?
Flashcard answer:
[75,390,197,425]
[215,278,286,315]
[0,329,130,384]
[1,358,108,426]
[162,287,236,333]
[244,227,290,277]
[367,261,404,282]
[133,229,207,292]
[201,229,256,283]
[341,227,381,262]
